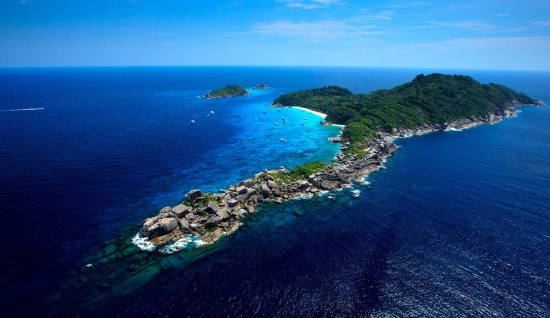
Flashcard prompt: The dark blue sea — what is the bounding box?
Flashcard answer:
[1,67,549,317]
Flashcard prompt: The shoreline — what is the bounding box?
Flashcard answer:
[290,106,328,119]
[132,104,545,252]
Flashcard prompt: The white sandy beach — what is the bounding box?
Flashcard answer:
[291,106,346,128]
[291,106,327,119]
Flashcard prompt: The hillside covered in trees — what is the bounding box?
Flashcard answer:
[204,84,250,99]
[273,74,536,142]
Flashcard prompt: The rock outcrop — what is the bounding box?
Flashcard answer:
[137,105,536,249]
[136,134,398,248]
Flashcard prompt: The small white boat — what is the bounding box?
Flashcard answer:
[275,122,279,126]
[280,138,286,142]
[190,120,195,124]
[254,118,258,121]
[210,111,214,115]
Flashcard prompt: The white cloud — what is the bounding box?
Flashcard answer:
[534,21,550,26]
[150,33,178,36]
[369,10,395,20]
[245,19,387,42]
[404,36,550,50]
[426,20,496,31]
[387,2,430,9]
[276,0,342,10]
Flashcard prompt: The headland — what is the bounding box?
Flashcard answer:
[135,73,545,251]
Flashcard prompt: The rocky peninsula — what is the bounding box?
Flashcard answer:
[135,105,532,249]
[137,74,545,251]
[136,132,398,249]
[203,84,250,99]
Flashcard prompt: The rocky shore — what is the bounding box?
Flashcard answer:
[135,102,545,251]
[380,103,544,138]
[136,136,398,249]
[251,84,269,90]
[203,92,250,99]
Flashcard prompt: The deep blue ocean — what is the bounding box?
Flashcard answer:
[1,67,549,317]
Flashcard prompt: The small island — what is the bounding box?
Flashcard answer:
[251,84,269,90]
[137,74,544,249]
[203,84,250,99]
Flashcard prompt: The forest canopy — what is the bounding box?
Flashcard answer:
[273,74,534,142]
[205,84,249,99]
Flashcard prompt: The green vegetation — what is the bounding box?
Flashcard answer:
[273,73,535,143]
[205,84,249,98]
[270,161,329,184]
[345,143,369,159]
[183,193,221,208]
[183,200,196,208]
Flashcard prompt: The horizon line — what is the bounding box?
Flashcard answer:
[0,65,549,72]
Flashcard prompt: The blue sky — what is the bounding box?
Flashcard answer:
[1,0,550,70]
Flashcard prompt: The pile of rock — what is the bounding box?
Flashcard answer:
[137,189,241,246]
[136,136,400,248]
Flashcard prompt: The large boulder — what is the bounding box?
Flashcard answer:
[236,188,255,203]
[139,216,161,236]
[320,180,340,190]
[205,215,222,228]
[159,206,172,214]
[144,217,178,239]
[236,186,248,195]
[227,198,238,207]
[242,179,255,187]
[186,189,203,202]
[261,183,271,198]
[267,180,277,189]
[308,175,318,186]
[172,204,190,218]
[216,208,231,220]
[150,231,176,246]
[205,201,219,214]
[179,218,192,234]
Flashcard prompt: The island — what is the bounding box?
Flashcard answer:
[136,74,545,249]
[251,84,269,89]
[203,84,250,99]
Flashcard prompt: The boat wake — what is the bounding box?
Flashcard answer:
[1,108,44,112]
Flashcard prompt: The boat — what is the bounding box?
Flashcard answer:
[190,120,195,124]
[254,118,257,121]
[210,111,214,115]
[280,138,286,142]
[275,122,279,126]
